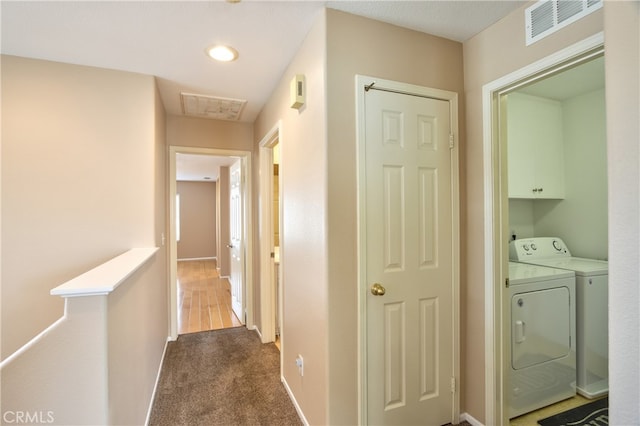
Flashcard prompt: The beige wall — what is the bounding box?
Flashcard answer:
[325,10,465,424]
[462,4,604,422]
[166,115,253,151]
[254,10,328,425]
[1,55,168,360]
[107,252,167,425]
[254,9,464,424]
[176,181,217,260]
[603,1,640,422]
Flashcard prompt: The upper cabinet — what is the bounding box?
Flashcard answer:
[506,92,565,199]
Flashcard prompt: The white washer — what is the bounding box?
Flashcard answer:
[507,261,576,419]
[510,237,608,399]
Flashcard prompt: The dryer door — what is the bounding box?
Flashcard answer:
[512,287,572,370]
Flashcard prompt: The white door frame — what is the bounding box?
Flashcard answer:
[356,75,460,425]
[481,33,604,425]
[258,121,282,345]
[168,145,253,340]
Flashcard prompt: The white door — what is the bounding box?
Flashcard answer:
[364,87,454,425]
[230,160,244,323]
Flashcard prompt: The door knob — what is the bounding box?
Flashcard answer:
[371,283,386,296]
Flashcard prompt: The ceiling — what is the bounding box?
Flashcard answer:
[2,1,530,181]
[1,0,526,124]
[516,55,605,100]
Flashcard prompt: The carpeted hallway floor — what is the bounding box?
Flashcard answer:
[148,327,302,426]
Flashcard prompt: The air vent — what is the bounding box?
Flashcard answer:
[525,0,602,46]
[180,92,246,121]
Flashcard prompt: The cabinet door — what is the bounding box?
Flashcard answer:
[531,96,564,198]
[506,93,565,199]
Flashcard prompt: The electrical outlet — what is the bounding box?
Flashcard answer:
[295,354,304,376]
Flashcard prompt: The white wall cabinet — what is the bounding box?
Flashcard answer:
[506,92,565,199]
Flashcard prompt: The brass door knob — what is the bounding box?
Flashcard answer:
[371,283,386,296]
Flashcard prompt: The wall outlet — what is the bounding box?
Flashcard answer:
[295,354,304,376]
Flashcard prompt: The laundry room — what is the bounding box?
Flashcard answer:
[507,55,607,261]
[505,53,609,421]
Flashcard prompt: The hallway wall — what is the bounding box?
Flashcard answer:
[176,181,217,260]
[254,10,329,424]
[1,55,168,362]
[255,8,464,424]
[325,9,465,424]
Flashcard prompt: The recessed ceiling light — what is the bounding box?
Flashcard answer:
[206,45,238,62]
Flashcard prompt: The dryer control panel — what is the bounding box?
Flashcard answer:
[509,237,571,260]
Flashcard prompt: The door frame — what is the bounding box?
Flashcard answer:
[481,33,604,425]
[258,121,282,345]
[355,75,461,425]
[168,145,253,340]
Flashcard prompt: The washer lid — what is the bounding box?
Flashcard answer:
[519,257,608,276]
[509,261,575,285]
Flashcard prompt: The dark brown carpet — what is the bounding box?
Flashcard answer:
[148,327,302,426]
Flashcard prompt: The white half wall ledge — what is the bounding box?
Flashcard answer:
[50,247,159,297]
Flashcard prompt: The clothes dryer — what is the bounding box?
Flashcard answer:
[510,237,608,399]
[507,262,576,419]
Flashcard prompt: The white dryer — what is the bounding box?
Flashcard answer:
[510,237,608,399]
[507,261,576,419]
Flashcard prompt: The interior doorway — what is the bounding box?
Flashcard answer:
[169,146,254,341]
[482,34,605,425]
[258,122,282,348]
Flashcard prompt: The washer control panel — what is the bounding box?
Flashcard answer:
[509,237,571,260]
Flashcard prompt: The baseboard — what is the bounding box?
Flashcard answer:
[145,337,170,426]
[281,376,309,426]
[250,325,263,340]
[461,411,485,426]
[177,256,216,262]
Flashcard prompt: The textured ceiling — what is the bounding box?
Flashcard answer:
[1,1,526,123]
[2,1,527,180]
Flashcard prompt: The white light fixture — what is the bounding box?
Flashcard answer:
[206,45,238,62]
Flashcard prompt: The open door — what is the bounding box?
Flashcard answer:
[229,159,244,323]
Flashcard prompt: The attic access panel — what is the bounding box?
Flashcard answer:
[181,92,247,121]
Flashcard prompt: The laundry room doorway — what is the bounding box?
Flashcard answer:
[482,34,606,425]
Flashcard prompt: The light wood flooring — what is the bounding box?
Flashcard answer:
[510,394,606,425]
[177,259,242,335]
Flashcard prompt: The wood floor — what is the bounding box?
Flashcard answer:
[510,394,606,425]
[177,259,242,335]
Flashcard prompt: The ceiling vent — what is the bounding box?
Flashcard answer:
[180,92,247,121]
[525,0,602,46]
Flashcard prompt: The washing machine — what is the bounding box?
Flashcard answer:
[510,237,608,399]
[508,261,576,419]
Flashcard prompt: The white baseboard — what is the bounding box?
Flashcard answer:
[145,337,170,426]
[461,411,485,426]
[281,376,309,426]
[250,325,263,340]
[177,256,216,262]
